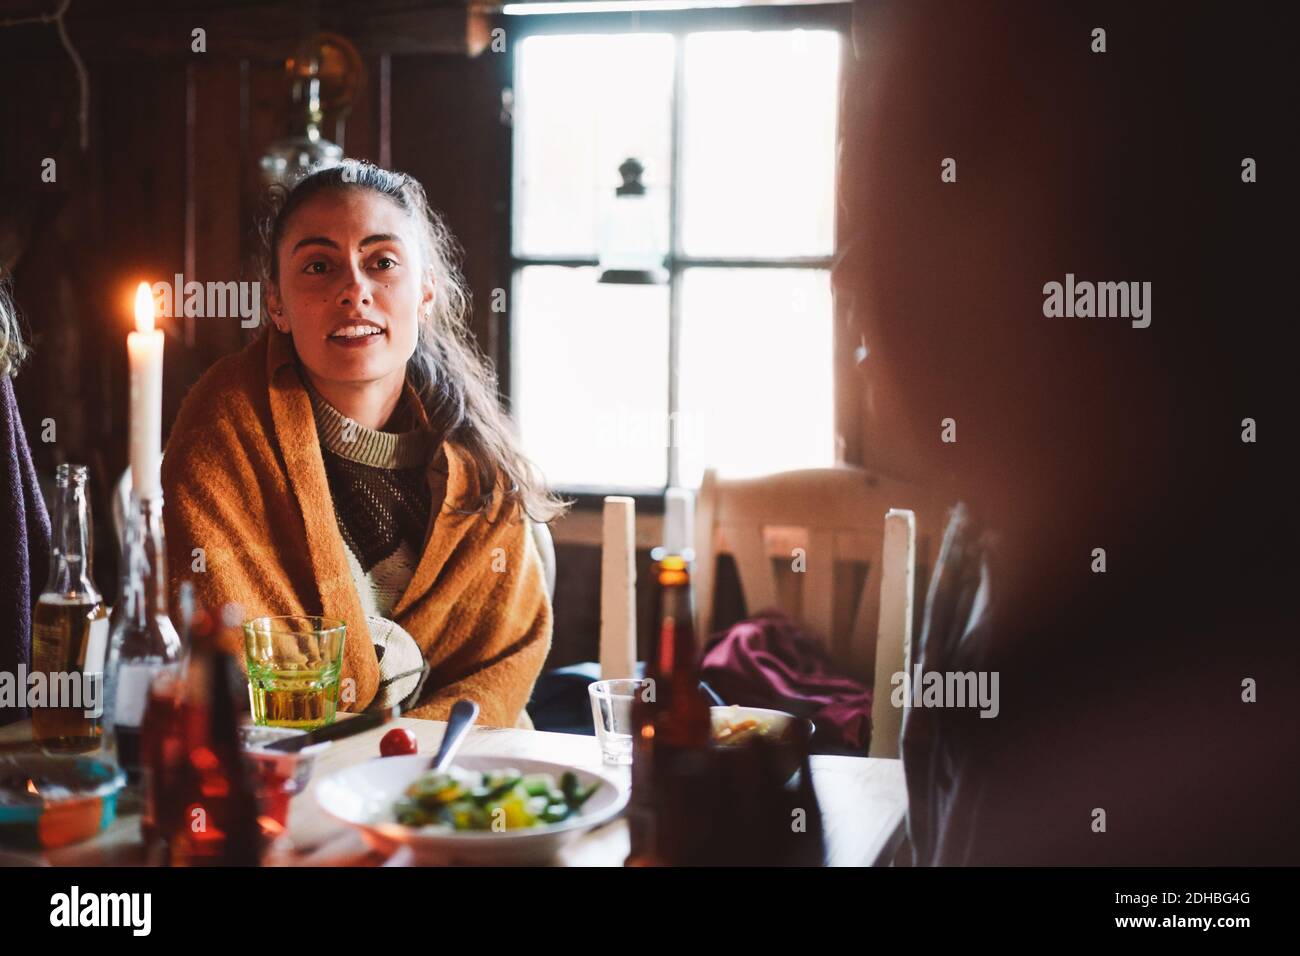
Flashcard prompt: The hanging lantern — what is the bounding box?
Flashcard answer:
[597,157,668,285]
[259,33,361,186]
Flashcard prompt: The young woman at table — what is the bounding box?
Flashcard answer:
[162,162,565,728]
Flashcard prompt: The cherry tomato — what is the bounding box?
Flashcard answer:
[379,727,418,757]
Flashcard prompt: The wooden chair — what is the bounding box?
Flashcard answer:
[693,467,934,758]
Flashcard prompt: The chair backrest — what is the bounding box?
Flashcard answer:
[694,467,934,756]
[868,508,915,758]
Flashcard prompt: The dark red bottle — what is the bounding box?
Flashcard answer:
[161,604,262,866]
[627,543,712,866]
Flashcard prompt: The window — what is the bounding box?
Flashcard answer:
[509,12,842,493]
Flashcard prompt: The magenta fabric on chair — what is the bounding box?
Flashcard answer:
[700,609,874,752]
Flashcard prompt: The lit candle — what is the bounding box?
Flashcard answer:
[128,282,164,499]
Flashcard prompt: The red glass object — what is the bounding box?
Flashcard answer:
[141,609,262,866]
[627,550,712,867]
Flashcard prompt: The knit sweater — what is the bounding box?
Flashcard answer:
[303,374,447,620]
[161,328,551,728]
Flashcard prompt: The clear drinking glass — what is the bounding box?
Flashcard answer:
[588,678,650,765]
[243,616,346,730]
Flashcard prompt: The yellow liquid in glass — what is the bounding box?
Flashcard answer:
[247,665,340,729]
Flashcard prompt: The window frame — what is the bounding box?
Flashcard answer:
[500,2,853,510]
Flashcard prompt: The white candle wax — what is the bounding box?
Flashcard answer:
[600,495,637,680]
[129,283,164,499]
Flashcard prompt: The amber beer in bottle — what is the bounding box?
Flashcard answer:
[627,491,711,866]
[31,464,109,752]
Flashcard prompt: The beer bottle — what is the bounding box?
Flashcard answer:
[627,489,711,866]
[103,494,181,784]
[31,464,109,752]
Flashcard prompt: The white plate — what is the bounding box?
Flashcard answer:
[314,754,629,864]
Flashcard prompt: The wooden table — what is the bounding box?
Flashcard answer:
[0,717,908,866]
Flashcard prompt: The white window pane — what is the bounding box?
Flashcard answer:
[514,34,674,259]
[515,266,670,488]
[680,30,840,258]
[677,269,835,487]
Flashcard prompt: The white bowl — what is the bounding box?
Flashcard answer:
[314,754,629,864]
[710,705,816,782]
[710,704,803,742]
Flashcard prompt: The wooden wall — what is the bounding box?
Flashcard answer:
[0,4,506,590]
[0,0,887,673]
[0,0,659,670]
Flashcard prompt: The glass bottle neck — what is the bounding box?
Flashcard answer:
[118,495,170,621]
[649,553,699,686]
[45,468,100,601]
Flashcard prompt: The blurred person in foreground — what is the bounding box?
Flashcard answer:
[838,0,1298,864]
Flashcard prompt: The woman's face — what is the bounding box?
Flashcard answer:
[268,188,432,390]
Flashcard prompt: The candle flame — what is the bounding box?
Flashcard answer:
[26,778,38,795]
[134,282,156,334]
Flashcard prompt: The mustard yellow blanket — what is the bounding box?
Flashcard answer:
[161,328,551,727]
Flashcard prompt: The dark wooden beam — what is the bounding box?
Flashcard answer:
[1,0,480,61]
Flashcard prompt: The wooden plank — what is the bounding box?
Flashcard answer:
[693,468,719,638]
[390,49,510,351]
[337,54,382,163]
[377,53,392,170]
[812,753,908,867]
[188,58,245,359]
[803,527,836,644]
[727,523,780,616]
[867,509,915,758]
[239,58,286,289]
[12,1,479,63]
[762,524,808,557]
